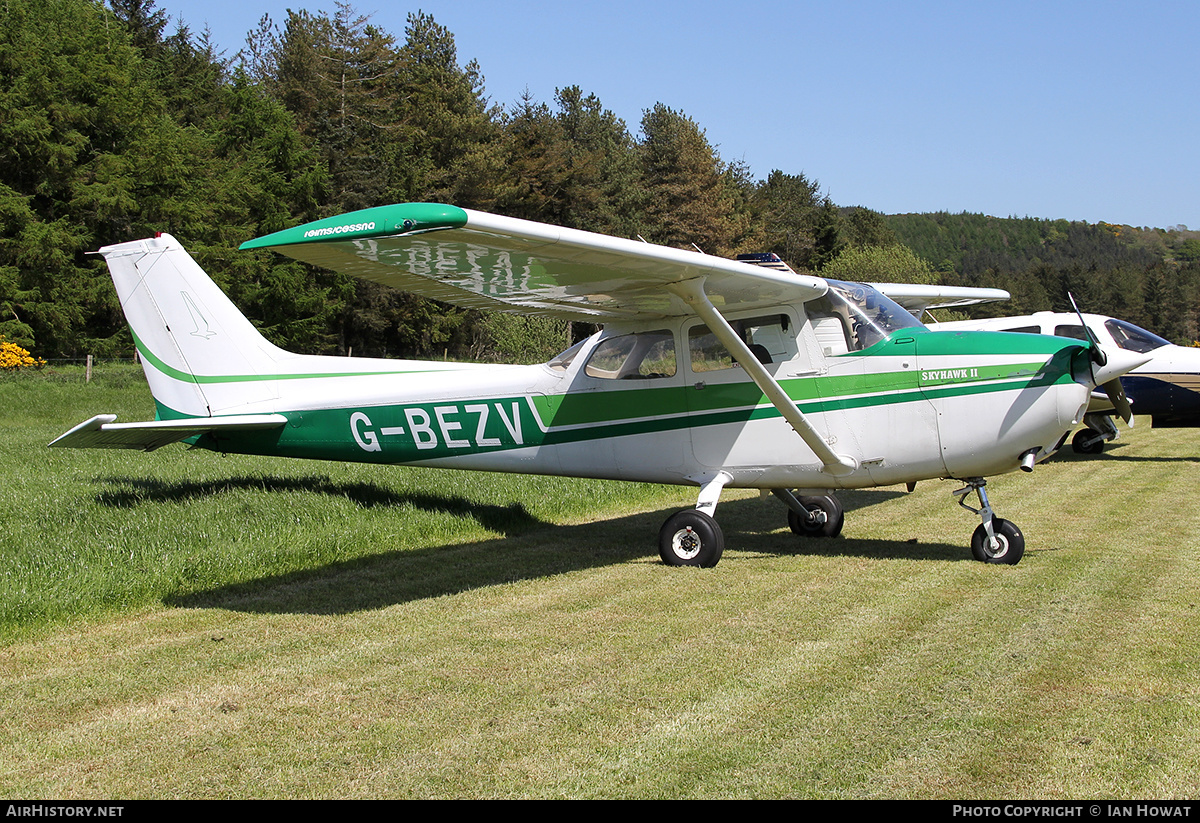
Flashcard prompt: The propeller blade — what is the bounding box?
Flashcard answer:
[1102,378,1134,426]
[1068,292,1106,367]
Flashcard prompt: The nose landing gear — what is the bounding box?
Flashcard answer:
[953,479,1025,564]
[1072,413,1120,454]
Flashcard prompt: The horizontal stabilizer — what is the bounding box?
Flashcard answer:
[49,413,288,452]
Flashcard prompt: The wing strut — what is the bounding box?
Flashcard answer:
[668,277,857,476]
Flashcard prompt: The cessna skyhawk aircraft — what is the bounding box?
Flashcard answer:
[50,204,1147,566]
[938,311,1200,453]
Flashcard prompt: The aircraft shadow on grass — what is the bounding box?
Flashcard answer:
[95,473,542,536]
[88,475,976,616]
[1043,440,1200,464]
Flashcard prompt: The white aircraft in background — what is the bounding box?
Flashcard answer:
[937,311,1200,453]
[50,204,1147,565]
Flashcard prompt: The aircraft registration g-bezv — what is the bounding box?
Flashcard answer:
[50,203,1148,566]
[938,311,1200,453]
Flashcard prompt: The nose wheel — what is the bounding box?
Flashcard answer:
[970,519,1024,563]
[953,479,1025,565]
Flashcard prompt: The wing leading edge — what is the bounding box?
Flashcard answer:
[240,204,829,321]
[873,282,1011,316]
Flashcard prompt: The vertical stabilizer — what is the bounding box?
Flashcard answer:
[100,234,284,418]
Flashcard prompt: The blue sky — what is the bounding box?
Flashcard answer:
[155,0,1198,230]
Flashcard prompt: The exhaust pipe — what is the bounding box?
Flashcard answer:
[1019,449,1037,473]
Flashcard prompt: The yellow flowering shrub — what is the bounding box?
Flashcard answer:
[0,336,45,371]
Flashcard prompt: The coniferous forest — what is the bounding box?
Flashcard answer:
[4,0,1200,363]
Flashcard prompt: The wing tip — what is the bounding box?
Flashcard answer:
[240,203,469,251]
[48,414,119,447]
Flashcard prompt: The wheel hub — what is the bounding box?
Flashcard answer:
[671,526,702,560]
[983,534,1009,559]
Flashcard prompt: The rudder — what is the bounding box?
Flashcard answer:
[100,234,284,418]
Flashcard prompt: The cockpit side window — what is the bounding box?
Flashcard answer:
[809,314,852,356]
[1054,324,1088,341]
[584,330,676,379]
[688,314,797,373]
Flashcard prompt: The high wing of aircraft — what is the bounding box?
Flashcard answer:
[733,253,1012,318]
[871,282,1012,318]
[51,203,1149,566]
[937,311,1200,453]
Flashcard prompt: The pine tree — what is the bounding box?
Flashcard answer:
[637,104,749,256]
[553,86,643,237]
[390,10,501,206]
[751,170,832,270]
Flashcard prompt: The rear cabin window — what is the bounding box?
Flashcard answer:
[584,330,676,379]
[547,339,588,372]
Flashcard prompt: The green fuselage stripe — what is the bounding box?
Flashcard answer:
[533,359,1057,428]
[194,361,1073,464]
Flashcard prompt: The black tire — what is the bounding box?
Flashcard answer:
[970,519,1025,565]
[659,510,724,568]
[787,494,845,538]
[1072,428,1104,454]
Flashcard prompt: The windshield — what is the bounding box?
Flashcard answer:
[807,280,924,352]
[1104,318,1170,353]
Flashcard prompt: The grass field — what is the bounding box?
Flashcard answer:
[3,365,1200,798]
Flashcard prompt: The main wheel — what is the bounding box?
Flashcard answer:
[787,494,844,538]
[659,510,724,568]
[970,518,1025,565]
[1072,428,1104,454]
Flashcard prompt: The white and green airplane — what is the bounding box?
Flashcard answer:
[50,203,1148,567]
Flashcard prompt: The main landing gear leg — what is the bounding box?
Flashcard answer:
[953,478,1025,565]
[772,489,844,538]
[659,472,731,568]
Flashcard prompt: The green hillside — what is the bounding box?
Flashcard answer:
[887,212,1200,341]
